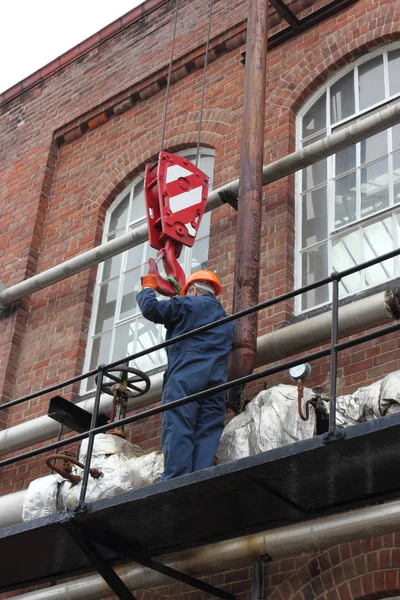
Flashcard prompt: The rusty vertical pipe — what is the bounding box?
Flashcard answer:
[228,0,268,411]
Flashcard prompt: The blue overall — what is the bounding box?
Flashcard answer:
[137,288,235,480]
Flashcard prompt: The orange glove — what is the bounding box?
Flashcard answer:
[141,274,158,290]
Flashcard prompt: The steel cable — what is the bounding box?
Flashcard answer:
[196,0,214,167]
[160,0,179,152]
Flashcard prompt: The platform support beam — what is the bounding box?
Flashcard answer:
[90,531,236,600]
[65,522,137,600]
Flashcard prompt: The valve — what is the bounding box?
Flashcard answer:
[95,366,151,438]
[46,452,102,485]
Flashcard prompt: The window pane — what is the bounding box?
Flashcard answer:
[301,244,329,310]
[335,144,356,176]
[363,217,395,286]
[301,187,327,248]
[120,268,141,320]
[90,332,112,367]
[135,318,163,372]
[87,331,112,389]
[109,194,129,232]
[191,236,209,272]
[302,94,326,138]
[113,319,164,372]
[388,49,400,96]
[360,158,389,217]
[330,71,355,123]
[333,230,362,296]
[393,124,400,151]
[129,181,145,224]
[358,56,385,111]
[302,133,327,190]
[145,243,158,262]
[107,227,125,242]
[126,243,145,270]
[302,158,327,190]
[197,211,211,239]
[113,322,136,360]
[95,280,118,334]
[361,131,387,164]
[393,151,400,204]
[335,172,357,227]
[201,155,215,188]
[102,254,122,281]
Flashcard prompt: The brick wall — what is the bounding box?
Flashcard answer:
[1,0,400,597]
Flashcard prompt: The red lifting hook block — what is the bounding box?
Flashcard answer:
[145,152,209,296]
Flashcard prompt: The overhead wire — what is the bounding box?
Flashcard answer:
[160,0,180,152]
[196,0,214,167]
[159,0,213,162]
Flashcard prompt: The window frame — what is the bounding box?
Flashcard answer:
[295,43,400,314]
[82,147,215,393]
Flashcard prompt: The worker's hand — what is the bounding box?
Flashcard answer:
[141,274,158,290]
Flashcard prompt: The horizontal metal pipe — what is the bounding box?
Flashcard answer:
[2,99,400,309]
[0,289,398,459]
[0,222,147,309]
[7,497,400,600]
[0,490,26,528]
[212,98,400,201]
[255,289,399,365]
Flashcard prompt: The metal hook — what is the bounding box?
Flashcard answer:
[147,239,186,296]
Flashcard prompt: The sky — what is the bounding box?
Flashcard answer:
[0,0,145,94]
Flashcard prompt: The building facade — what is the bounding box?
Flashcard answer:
[1,0,400,598]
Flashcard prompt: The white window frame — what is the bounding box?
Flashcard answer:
[82,147,215,393]
[295,43,400,314]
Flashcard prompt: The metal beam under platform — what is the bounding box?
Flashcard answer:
[2,412,400,592]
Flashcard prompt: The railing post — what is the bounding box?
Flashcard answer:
[323,274,345,443]
[77,364,105,510]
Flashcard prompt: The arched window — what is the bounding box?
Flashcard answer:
[83,149,215,392]
[297,45,400,312]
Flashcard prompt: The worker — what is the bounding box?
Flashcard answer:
[137,270,235,480]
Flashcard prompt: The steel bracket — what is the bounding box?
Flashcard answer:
[65,521,137,600]
[322,428,346,444]
[217,188,238,211]
[47,395,109,433]
[87,530,236,600]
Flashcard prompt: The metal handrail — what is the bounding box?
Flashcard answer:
[2,245,399,412]
[0,319,399,472]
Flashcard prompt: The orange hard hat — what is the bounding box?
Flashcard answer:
[179,270,222,296]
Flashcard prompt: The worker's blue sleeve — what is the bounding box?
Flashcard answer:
[136,288,175,325]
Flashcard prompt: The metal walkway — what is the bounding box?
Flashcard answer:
[2,411,400,593]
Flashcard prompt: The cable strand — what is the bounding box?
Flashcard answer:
[160,0,180,152]
[196,0,214,167]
